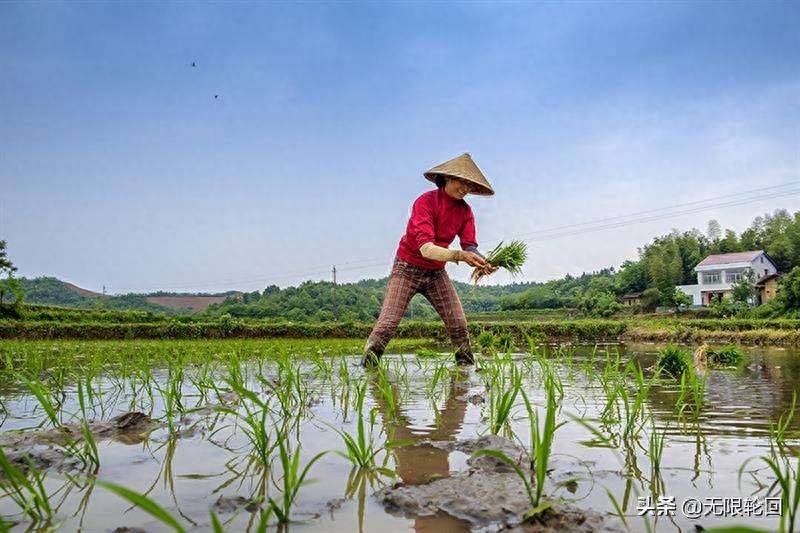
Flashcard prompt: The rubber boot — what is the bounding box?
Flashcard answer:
[361,348,382,367]
[455,346,475,366]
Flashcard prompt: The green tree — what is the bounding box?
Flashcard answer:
[777,266,800,311]
[641,287,661,312]
[0,240,24,316]
[730,268,757,306]
[672,288,693,314]
[615,260,648,294]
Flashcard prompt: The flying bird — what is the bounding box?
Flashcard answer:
[214,94,220,100]
[191,61,197,67]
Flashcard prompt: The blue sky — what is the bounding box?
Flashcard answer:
[2,1,799,293]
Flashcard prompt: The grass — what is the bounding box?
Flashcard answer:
[4,319,800,346]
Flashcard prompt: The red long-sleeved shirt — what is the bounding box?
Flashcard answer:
[396,188,478,270]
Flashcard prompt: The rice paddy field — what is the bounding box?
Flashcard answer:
[1,337,799,532]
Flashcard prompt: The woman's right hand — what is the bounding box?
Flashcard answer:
[458,250,489,268]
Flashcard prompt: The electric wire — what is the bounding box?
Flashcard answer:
[120,181,799,293]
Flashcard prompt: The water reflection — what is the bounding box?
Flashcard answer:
[369,362,471,532]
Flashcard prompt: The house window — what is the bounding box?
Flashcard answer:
[764,269,768,276]
[703,273,720,284]
[726,272,743,283]
[760,257,764,263]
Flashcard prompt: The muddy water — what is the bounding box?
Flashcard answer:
[0,342,798,532]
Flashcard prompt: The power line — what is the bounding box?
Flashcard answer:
[521,188,800,243]
[485,180,800,241]
[119,180,798,293]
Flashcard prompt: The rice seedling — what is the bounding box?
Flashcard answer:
[471,448,550,520]
[414,347,440,359]
[739,454,800,533]
[536,357,564,404]
[647,421,666,475]
[618,362,654,441]
[373,365,399,422]
[267,437,328,524]
[221,371,276,468]
[332,383,395,475]
[707,344,745,366]
[0,448,54,523]
[153,363,186,434]
[425,361,450,400]
[471,240,527,284]
[772,391,797,449]
[675,370,706,419]
[310,350,334,378]
[23,376,62,427]
[487,366,521,435]
[263,360,311,422]
[477,331,495,355]
[522,377,565,511]
[494,331,514,354]
[97,479,186,532]
[655,345,691,377]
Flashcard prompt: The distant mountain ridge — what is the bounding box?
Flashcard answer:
[20,277,240,313]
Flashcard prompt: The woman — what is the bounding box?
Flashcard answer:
[363,153,496,366]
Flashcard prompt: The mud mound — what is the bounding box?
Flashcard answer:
[378,435,622,532]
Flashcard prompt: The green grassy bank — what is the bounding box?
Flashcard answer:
[2,316,799,345]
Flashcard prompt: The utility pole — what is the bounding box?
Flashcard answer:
[332,265,337,285]
[102,285,106,296]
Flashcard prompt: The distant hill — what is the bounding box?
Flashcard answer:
[145,295,234,312]
[204,278,538,321]
[20,277,239,314]
[61,281,104,299]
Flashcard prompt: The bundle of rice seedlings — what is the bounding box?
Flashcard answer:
[656,345,691,377]
[471,240,527,284]
[708,345,744,366]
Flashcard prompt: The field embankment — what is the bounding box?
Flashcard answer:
[2,309,799,345]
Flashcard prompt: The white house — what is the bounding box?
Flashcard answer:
[677,250,778,306]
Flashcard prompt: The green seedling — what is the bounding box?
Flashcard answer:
[656,345,691,377]
[0,448,54,522]
[772,391,797,449]
[487,366,521,435]
[374,365,399,422]
[98,479,186,532]
[522,378,565,509]
[471,449,552,521]
[415,348,440,359]
[332,383,396,475]
[268,438,328,524]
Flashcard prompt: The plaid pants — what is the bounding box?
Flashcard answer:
[365,258,471,357]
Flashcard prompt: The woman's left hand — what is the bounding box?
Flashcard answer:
[481,264,499,275]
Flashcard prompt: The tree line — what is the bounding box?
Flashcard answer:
[204,209,800,320]
[3,209,799,320]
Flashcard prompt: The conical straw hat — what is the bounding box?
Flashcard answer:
[424,153,495,196]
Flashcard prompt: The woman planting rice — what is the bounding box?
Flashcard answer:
[363,153,497,366]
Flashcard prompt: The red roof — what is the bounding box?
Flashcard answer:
[696,250,764,267]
